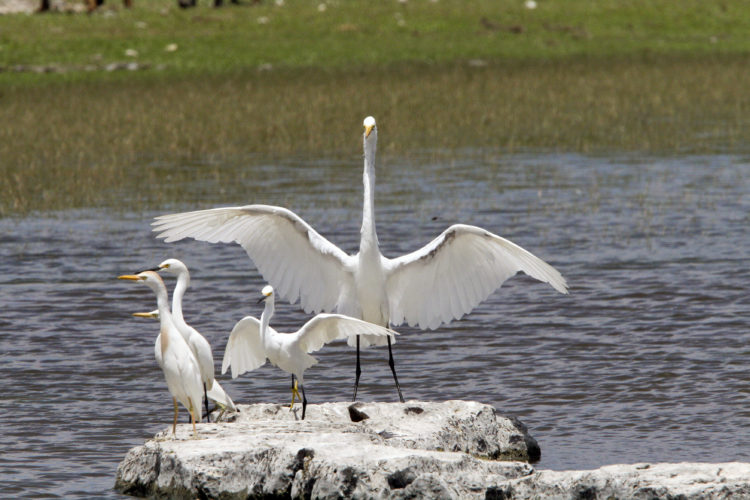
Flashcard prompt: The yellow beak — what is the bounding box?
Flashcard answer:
[133,311,157,318]
[118,274,141,281]
[365,124,374,138]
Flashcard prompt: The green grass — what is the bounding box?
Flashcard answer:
[4,57,750,216]
[2,0,750,216]
[2,0,749,85]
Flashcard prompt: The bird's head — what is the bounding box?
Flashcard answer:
[257,284,274,303]
[153,258,188,276]
[363,116,377,139]
[118,270,164,293]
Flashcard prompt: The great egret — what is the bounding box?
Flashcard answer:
[133,309,237,415]
[221,285,398,420]
[119,271,203,437]
[144,258,219,421]
[153,116,568,402]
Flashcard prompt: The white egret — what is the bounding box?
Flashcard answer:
[133,309,237,415]
[144,258,220,421]
[153,116,568,402]
[119,271,203,437]
[222,285,398,420]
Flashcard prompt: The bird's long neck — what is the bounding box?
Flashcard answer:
[260,297,275,346]
[171,270,189,326]
[360,135,379,255]
[154,283,171,321]
[153,283,174,351]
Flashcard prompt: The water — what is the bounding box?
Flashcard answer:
[1,152,749,498]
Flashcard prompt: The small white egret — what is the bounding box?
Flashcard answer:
[133,309,237,415]
[144,258,220,421]
[119,271,203,437]
[153,116,568,402]
[222,285,397,420]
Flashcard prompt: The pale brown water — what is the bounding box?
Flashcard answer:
[1,152,749,498]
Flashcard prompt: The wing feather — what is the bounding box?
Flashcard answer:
[185,327,215,389]
[295,314,398,354]
[385,224,568,329]
[206,380,237,411]
[153,206,354,314]
[221,316,268,379]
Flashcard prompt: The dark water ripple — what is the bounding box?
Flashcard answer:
[1,153,749,497]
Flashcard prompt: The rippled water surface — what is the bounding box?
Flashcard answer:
[2,152,749,498]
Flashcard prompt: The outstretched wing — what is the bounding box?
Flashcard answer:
[385,224,568,330]
[295,313,398,354]
[153,205,354,314]
[221,316,269,379]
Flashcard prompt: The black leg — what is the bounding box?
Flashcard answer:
[301,384,307,420]
[203,383,210,422]
[352,335,362,401]
[387,336,405,402]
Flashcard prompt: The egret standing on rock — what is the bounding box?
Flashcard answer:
[153,116,568,403]
[119,271,203,438]
[146,258,223,421]
[222,285,398,420]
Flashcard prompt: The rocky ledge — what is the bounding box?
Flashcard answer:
[115,400,750,499]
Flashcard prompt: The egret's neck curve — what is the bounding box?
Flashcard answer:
[171,269,189,326]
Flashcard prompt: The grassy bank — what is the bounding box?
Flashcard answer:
[2,1,750,215]
[4,57,750,215]
[2,0,748,85]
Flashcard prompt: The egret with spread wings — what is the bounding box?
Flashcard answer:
[222,285,397,420]
[154,116,568,402]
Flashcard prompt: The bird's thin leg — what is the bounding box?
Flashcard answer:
[387,335,405,403]
[352,335,362,401]
[203,383,210,423]
[301,384,307,420]
[188,397,198,439]
[172,398,178,436]
[290,375,299,409]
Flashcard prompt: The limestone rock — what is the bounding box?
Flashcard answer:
[115,400,537,498]
[115,400,750,499]
[496,462,750,499]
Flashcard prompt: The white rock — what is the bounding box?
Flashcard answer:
[497,462,750,499]
[115,400,537,498]
[115,401,750,499]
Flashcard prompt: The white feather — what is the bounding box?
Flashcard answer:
[222,287,397,386]
[154,206,353,315]
[124,272,204,427]
[206,380,236,411]
[221,316,269,379]
[153,117,567,343]
[385,224,568,329]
